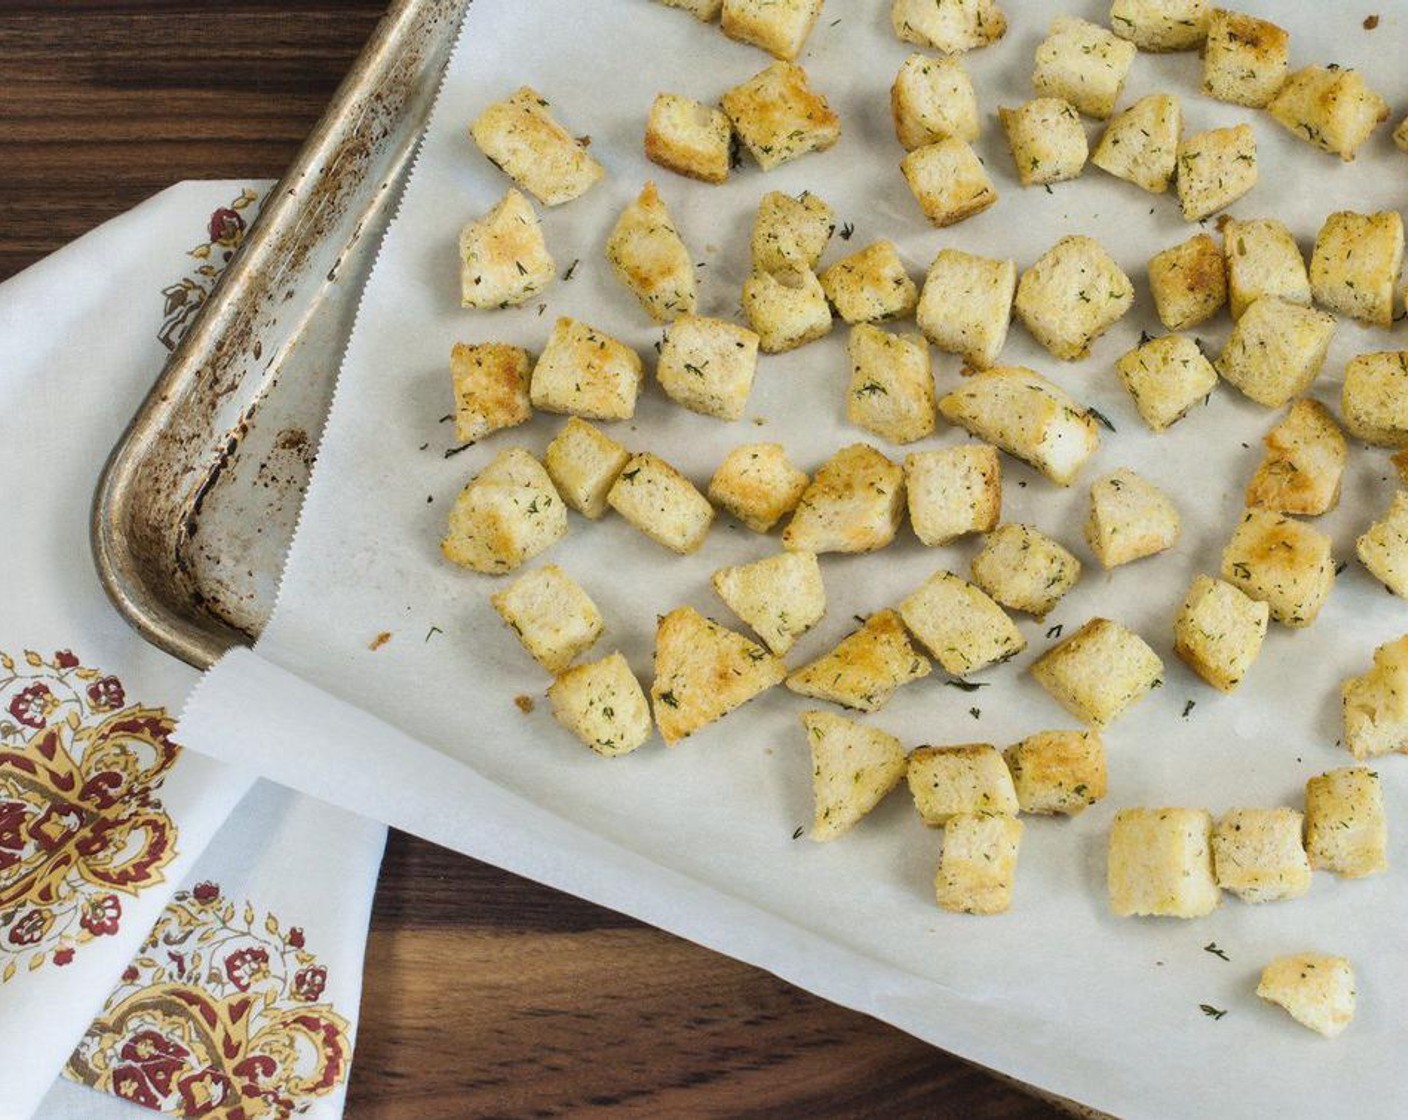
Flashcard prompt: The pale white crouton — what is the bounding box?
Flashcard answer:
[1212,808,1311,903]
[1148,233,1227,331]
[846,325,935,445]
[1222,509,1335,627]
[1343,635,1408,760]
[1000,98,1088,187]
[1216,297,1335,409]
[547,652,653,757]
[712,550,826,656]
[1173,575,1269,693]
[450,342,531,443]
[891,0,1006,54]
[1222,217,1310,321]
[742,266,833,353]
[900,138,998,227]
[1246,400,1346,516]
[751,190,835,272]
[905,445,1001,547]
[938,366,1101,485]
[458,190,555,310]
[1358,490,1408,598]
[1032,17,1136,120]
[1004,730,1106,815]
[1201,9,1288,107]
[821,241,918,324]
[470,87,604,206]
[1014,236,1134,361]
[442,447,566,574]
[722,61,841,171]
[1304,767,1387,878]
[970,523,1081,618]
[1115,335,1217,433]
[653,0,722,19]
[1109,0,1210,51]
[605,182,697,323]
[937,813,1023,915]
[646,94,733,185]
[891,54,980,151]
[782,443,905,554]
[787,609,931,712]
[802,710,908,841]
[1310,211,1404,329]
[908,744,1019,824]
[491,564,603,673]
[1257,954,1357,1038]
[899,571,1025,676]
[708,443,810,532]
[915,249,1016,370]
[656,314,760,421]
[1085,468,1181,569]
[544,417,630,520]
[1108,808,1220,918]
[607,453,714,554]
[531,318,643,420]
[1176,124,1257,222]
[722,0,822,60]
[1032,618,1164,727]
[1269,66,1389,161]
[651,607,786,744]
[1090,94,1181,195]
[1343,351,1408,447]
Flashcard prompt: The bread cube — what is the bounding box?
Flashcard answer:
[470,87,605,207]
[915,249,1016,370]
[1032,618,1163,727]
[458,189,555,310]
[1109,0,1210,50]
[1216,297,1335,409]
[722,61,841,171]
[651,607,786,744]
[653,0,722,19]
[491,564,604,673]
[1004,730,1106,815]
[1014,236,1134,361]
[905,445,1001,547]
[442,448,567,574]
[900,138,998,227]
[938,366,1101,485]
[742,266,833,353]
[1032,17,1136,120]
[1257,954,1357,1038]
[1343,351,1408,447]
[1115,335,1217,433]
[1000,98,1088,187]
[846,325,935,445]
[1148,234,1226,332]
[782,443,905,554]
[908,744,1019,824]
[751,190,835,273]
[802,710,908,841]
[937,813,1023,915]
[531,318,643,420]
[787,609,931,712]
[605,182,697,323]
[1176,124,1257,222]
[1310,211,1404,329]
[1304,767,1387,878]
[646,94,731,184]
[970,523,1081,618]
[722,0,822,60]
[1222,217,1310,321]
[1201,9,1288,107]
[891,0,1006,54]
[1269,66,1389,161]
[1090,94,1181,194]
[712,550,825,656]
[656,314,760,421]
[543,418,629,521]
[1221,508,1335,627]
[450,342,532,443]
[1396,115,1408,153]
[547,652,653,757]
[708,443,809,532]
[891,54,980,151]
[607,453,714,554]
[1246,400,1346,517]
[821,242,918,325]
[1358,490,1408,598]
[1107,808,1220,918]
[1344,635,1408,760]
[1085,468,1181,569]
[1212,808,1311,903]
[1173,575,1269,693]
[899,570,1025,676]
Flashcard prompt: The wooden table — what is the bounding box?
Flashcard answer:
[0,4,1062,1116]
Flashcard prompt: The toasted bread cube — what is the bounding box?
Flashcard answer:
[1085,468,1181,569]
[1090,94,1181,193]
[1148,234,1227,332]
[1216,297,1335,409]
[1310,211,1404,329]
[1032,618,1163,727]
[1343,635,1408,760]
[1221,508,1334,627]
[722,61,841,171]
[1395,449,1408,484]
[1108,808,1220,918]
[1115,335,1217,433]
[905,445,1001,547]
[1173,575,1269,693]
[458,190,555,310]
[1032,17,1136,120]
[651,607,786,744]
[1014,236,1134,361]
[654,0,722,19]
[971,523,1080,618]
[1212,808,1311,903]
[751,190,835,272]
[1343,351,1408,447]
[908,744,1019,824]
[1000,98,1088,187]
[1396,116,1408,153]
[450,342,532,443]
[1109,0,1210,50]
[708,443,809,532]
[1176,124,1257,222]
[802,710,908,841]
[547,652,652,757]
[491,564,604,673]
[898,570,1025,676]
[900,138,998,227]
[657,314,760,421]
[891,54,980,151]
[712,550,825,656]
[1004,730,1106,815]
[1222,217,1310,321]
[937,813,1023,915]
[607,453,714,554]
[645,94,732,185]
[891,0,1006,54]
[786,610,931,712]
[1257,954,1356,1038]
[938,366,1100,485]
[1269,66,1389,161]
[1305,767,1387,878]
[531,318,643,420]
[1246,400,1346,516]
[722,0,822,60]
[782,444,905,554]
[821,242,918,325]
[915,249,1016,370]
[742,266,833,353]
[1358,490,1408,598]
[846,325,935,445]
[442,448,566,574]
[1201,9,1288,107]
[470,87,604,207]
[605,182,697,323]
[544,418,630,520]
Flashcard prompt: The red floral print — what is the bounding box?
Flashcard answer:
[207,207,245,246]
[53,946,74,966]
[292,965,327,1003]
[8,682,53,729]
[54,650,79,669]
[79,894,122,937]
[86,676,126,711]
[192,881,220,904]
[223,946,270,991]
[8,908,51,946]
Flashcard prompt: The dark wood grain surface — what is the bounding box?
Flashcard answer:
[0,4,1062,1116]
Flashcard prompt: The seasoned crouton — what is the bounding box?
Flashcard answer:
[891,0,1006,54]
[786,609,931,711]
[1342,635,1408,759]
[1246,400,1346,516]
[1257,954,1357,1038]
[899,570,1025,676]
[607,453,714,554]
[547,652,653,757]
[915,249,1016,369]
[1221,508,1335,627]
[890,53,980,151]
[708,443,809,532]
[1014,236,1134,361]
[1115,335,1217,433]
[1216,297,1335,409]
[1212,808,1311,903]
[1343,351,1408,447]
[1310,211,1404,329]
[470,87,605,206]
[846,325,935,445]
[900,138,998,227]
[442,447,567,574]
[908,743,1019,824]
[458,190,555,310]
[1201,9,1288,108]
[1032,17,1136,120]
[1085,468,1181,569]
[1176,124,1257,222]
[531,318,643,420]
[937,813,1023,915]
[1173,574,1269,693]
[970,523,1080,618]
[653,0,722,19]
[1109,0,1210,51]
[905,445,1001,546]
[1148,233,1227,331]
[821,242,918,324]
[1222,217,1310,320]
[1357,490,1408,598]
[1004,730,1106,815]
[742,266,833,353]
[1107,808,1220,918]
[712,550,825,656]
[491,564,603,673]
[722,0,823,60]
[751,190,835,272]
[605,182,696,323]
[1000,98,1088,187]
[782,443,905,553]
[722,61,841,171]
[1031,618,1164,727]
[543,418,630,520]
[450,342,532,443]
[1396,116,1408,153]
[646,94,733,184]
[1304,767,1387,878]
[656,314,760,421]
[1091,94,1181,193]
[1269,66,1389,161]
[802,710,908,840]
